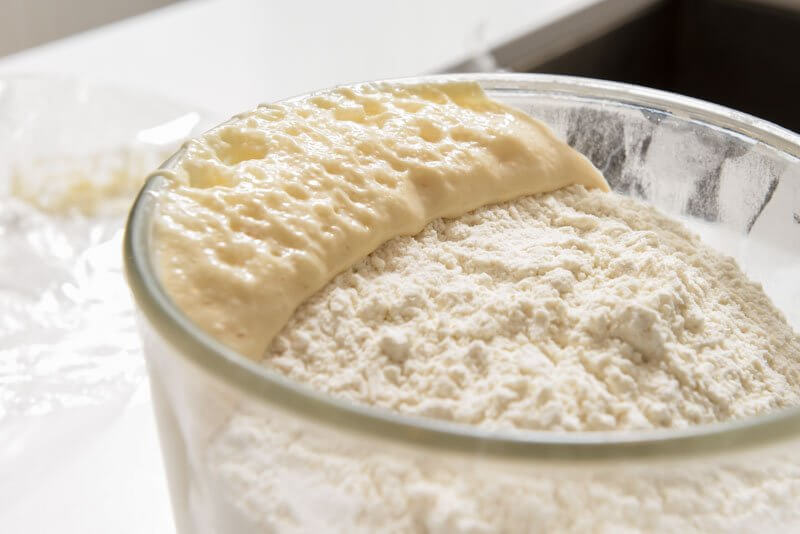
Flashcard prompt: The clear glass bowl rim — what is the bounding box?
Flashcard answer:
[125,73,800,462]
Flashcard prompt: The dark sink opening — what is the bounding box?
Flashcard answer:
[533,0,800,133]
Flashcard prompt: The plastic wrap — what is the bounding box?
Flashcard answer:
[0,76,218,533]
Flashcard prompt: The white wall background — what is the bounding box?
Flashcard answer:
[0,0,179,57]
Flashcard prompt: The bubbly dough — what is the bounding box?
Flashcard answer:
[154,82,607,357]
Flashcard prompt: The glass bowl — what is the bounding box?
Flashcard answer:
[124,74,800,533]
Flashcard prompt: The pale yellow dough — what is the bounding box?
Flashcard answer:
[154,82,608,358]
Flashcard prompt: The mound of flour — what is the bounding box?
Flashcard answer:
[265,185,800,431]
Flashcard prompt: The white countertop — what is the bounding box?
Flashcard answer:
[0,0,656,115]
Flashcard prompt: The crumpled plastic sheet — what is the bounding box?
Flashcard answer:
[0,76,218,534]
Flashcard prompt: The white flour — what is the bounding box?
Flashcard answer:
[266,185,800,431]
[209,413,800,533]
[206,186,800,533]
